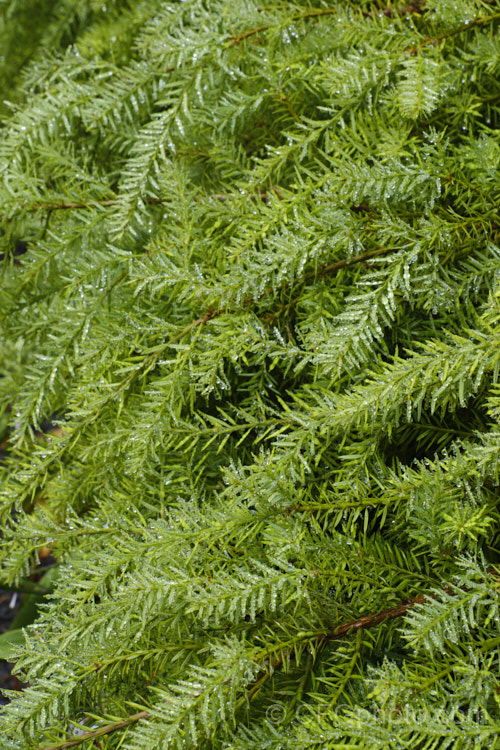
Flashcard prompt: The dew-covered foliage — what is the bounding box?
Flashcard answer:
[1,0,500,748]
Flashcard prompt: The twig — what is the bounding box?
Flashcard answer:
[243,593,427,702]
[229,9,339,44]
[326,594,426,640]
[416,11,500,50]
[229,7,500,51]
[0,192,273,220]
[300,245,397,284]
[38,593,427,748]
[38,711,148,750]
[189,245,397,332]
[263,245,398,323]
[246,654,283,700]
[230,24,268,44]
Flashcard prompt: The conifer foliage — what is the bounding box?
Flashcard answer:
[1,0,500,747]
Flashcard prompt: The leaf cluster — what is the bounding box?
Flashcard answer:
[1,0,500,748]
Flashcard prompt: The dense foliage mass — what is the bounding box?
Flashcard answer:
[1,0,500,747]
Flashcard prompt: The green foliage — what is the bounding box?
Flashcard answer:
[1,0,500,747]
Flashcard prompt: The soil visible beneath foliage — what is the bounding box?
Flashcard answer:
[0,591,23,703]
[0,428,25,702]
[0,412,60,703]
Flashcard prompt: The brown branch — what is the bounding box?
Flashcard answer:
[262,245,398,324]
[35,592,435,749]
[326,595,426,640]
[246,654,284,700]
[245,593,428,703]
[0,192,274,219]
[300,245,397,284]
[416,11,500,50]
[0,196,163,219]
[200,245,397,330]
[229,9,339,45]
[230,24,268,44]
[228,6,500,52]
[228,5,500,65]
[39,711,148,750]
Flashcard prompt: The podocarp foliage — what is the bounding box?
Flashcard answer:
[1,1,500,748]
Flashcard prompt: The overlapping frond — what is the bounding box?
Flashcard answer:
[1,1,500,748]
